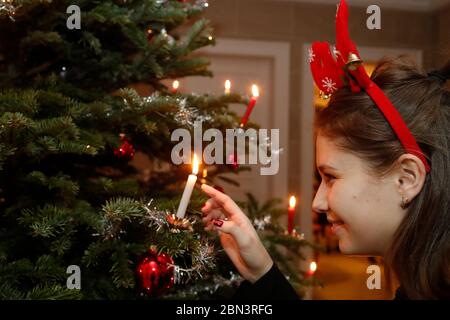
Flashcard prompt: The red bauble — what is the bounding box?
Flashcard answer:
[114,134,135,160]
[136,249,174,296]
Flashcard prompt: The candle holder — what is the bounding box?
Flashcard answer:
[166,214,194,233]
[283,229,304,240]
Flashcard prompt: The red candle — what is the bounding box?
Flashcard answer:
[307,261,317,277]
[171,80,179,93]
[288,195,296,234]
[240,84,259,127]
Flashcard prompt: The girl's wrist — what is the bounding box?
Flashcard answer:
[249,259,274,284]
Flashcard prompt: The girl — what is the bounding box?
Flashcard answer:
[201,0,449,300]
[201,56,449,299]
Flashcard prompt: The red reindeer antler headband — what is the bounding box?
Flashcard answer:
[310,0,430,173]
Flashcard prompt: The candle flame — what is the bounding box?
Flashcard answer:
[172,80,180,90]
[289,195,296,209]
[251,84,260,98]
[309,261,317,273]
[192,154,199,175]
[202,168,208,178]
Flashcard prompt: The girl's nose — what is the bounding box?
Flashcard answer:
[312,181,328,214]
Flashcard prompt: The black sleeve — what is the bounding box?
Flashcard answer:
[232,263,299,300]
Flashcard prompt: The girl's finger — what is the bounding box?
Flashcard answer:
[201,184,244,219]
[204,222,214,231]
[202,209,224,224]
[201,198,219,214]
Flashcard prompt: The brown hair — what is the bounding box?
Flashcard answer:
[314,57,450,299]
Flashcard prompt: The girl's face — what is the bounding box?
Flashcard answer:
[312,134,406,256]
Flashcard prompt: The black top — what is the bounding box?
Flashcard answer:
[232,263,299,300]
[233,263,407,300]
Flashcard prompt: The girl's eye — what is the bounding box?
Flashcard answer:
[323,173,335,183]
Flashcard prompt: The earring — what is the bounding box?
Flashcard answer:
[400,196,409,209]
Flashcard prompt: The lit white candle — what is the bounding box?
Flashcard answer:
[176,154,200,219]
[224,80,231,94]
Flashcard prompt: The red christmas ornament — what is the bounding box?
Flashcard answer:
[136,249,175,296]
[114,134,135,160]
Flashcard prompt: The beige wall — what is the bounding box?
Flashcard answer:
[436,5,450,67]
[203,0,448,197]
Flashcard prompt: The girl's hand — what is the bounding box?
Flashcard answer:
[201,184,273,283]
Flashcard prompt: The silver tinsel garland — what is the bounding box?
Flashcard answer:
[253,215,272,231]
[164,271,243,299]
[142,201,216,285]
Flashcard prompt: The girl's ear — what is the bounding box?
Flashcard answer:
[395,153,427,204]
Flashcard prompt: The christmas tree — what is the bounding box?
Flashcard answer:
[0,0,315,299]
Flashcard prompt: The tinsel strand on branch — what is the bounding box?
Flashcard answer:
[142,201,216,285]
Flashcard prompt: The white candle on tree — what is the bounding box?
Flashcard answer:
[176,154,200,219]
[224,80,231,94]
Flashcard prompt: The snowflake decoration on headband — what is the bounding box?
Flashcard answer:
[321,77,337,93]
